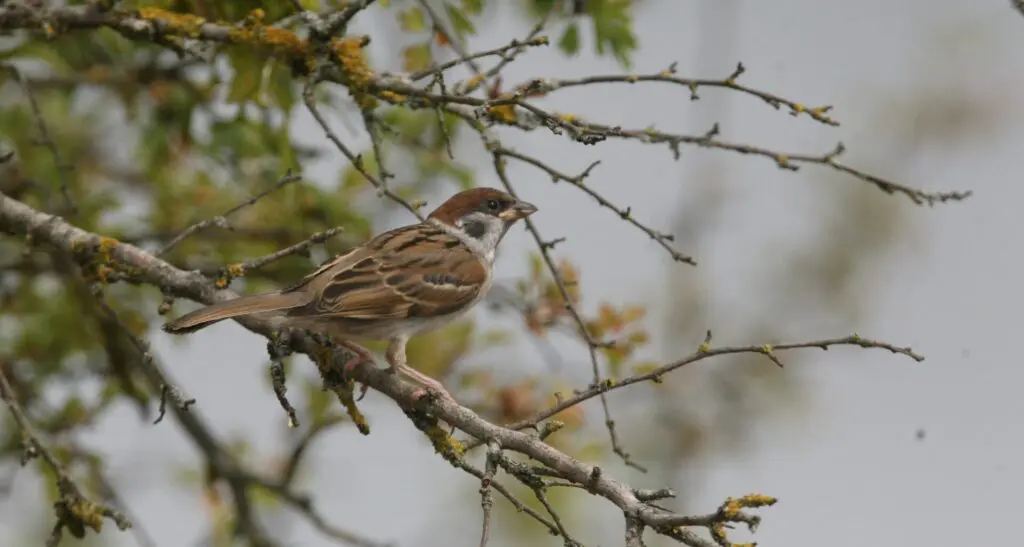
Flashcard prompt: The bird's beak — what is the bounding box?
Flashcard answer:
[499,200,538,221]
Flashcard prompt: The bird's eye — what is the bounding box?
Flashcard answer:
[486,199,500,211]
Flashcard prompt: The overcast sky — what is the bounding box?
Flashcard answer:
[3,1,1024,546]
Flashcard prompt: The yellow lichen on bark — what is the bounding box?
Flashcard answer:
[68,498,105,533]
[330,36,378,109]
[424,421,466,461]
[136,7,207,38]
[486,95,518,124]
[226,11,312,71]
[229,25,310,59]
[97,236,119,264]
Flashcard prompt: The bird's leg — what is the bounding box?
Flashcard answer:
[385,337,454,402]
[336,340,376,375]
[302,330,375,399]
[330,340,375,401]
[300,329,374,374]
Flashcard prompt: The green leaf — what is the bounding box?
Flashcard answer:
[398,7,427,32]
[444,2,477,38]
[277,126,298,171]
[208,118,268,158]
[402,42,433,72]
[266,61,296,112]
[529,0,559,18]
[461,0,484,14]
[226,50,267,104]
[558,22,581,56]
[590,0,637,69]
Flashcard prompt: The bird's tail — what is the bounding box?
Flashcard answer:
[162,292,308,334]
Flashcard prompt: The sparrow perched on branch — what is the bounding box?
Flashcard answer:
[162,187,538,400]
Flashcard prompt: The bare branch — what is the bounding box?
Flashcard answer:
[496,149,695,265]
[531,61,840,126]
[409,36,550,83]
[415,0,486,79]
[0,2,969,206]
[1,63,76,214]
[625,517,647,547]
[303,81,426,218]
[158,172,304,256]
[0,189,780,547]
[491,152,648,472]
[478,442,500,547]
[0,368,132,541]
[154,383,196,425]
[496,329,924,438]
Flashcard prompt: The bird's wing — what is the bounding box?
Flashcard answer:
[286,224,488,320]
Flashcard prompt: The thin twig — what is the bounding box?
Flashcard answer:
[528,61,840,126]
[415,0,485,79]
[490,450,582,546]
[303,82,425,219]
[236,227,345,272]
[1,63,76,214]
[249,474,392,547]
[268,330,300,428]
[450,458,561,535]
[200,226,345,282]
[0,369,132,540]
[502,330,925,436]
[497,148,695,265]
[479,441,500,547]
[491,153,648,472]
[371,83,970,205]
[0,4,970,205]
[158,172,304,256]
[154,383,196,425]
[86,290,276,546]
[409,36,549,82]
[455,11,555,96]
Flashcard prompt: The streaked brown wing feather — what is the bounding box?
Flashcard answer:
[285,224,487,321]
[386,256,487,317]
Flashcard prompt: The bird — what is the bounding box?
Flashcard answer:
[162,187,538,401]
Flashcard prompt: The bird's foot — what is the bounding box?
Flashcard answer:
[404,373,454,405]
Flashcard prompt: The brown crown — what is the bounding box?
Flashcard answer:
[427,187,519,224]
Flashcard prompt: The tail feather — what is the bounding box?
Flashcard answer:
[162,292,308,334]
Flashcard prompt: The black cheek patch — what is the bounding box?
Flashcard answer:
[462,219,487,240]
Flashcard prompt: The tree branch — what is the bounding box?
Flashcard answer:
[0,368,132,543]
[1,190,773,547]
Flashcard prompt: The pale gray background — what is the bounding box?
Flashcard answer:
[3,0,1022,545]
